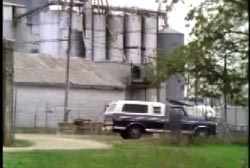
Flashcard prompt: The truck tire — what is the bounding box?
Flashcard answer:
[195,129,210,137]
[120,131,128,139]
[127,126,142,139]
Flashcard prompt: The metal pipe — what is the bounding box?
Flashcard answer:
[92,5,166,16]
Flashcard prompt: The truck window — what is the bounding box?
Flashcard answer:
[153,106,161,114]
[107,104,116,112]
[122,104,148,113]
[171,107,185,116]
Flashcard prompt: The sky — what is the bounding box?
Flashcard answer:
[106,0,201,44]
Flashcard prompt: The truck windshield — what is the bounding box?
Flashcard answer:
[184,107,204,117]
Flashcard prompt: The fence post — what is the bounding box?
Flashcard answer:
[235,107,237,128]
[45,102,48,129]
[246,107,248,131]
[34,114,37,130]
[13,88,17,133]
[34,101,41,131]
[3,39,15,145]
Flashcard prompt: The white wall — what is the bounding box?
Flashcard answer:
[3,6,14,39]
[3,6,13,21]
[14,86,125,128]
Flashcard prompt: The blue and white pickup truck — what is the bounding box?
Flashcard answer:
[103,100,217,139]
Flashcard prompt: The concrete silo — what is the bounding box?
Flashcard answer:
[142,15,157,64]
[39,10,62,56]
[124,14,142,64]
[107,14,124,62]
[157,27,185,102]
[39,10,84,57]
[93,13,106,62]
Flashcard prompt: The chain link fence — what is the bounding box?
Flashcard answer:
[14,102,106,133]
[13,99,248,135]
[214,106,249,134]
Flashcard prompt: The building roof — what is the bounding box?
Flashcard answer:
[158,27,183,34]
[3,1,25,7]
[14,53,126,90]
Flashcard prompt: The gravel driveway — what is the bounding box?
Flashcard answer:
[3,133,112,152]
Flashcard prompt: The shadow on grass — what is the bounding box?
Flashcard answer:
[4,139,34,147]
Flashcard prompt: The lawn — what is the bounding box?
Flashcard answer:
[4,138,248,168]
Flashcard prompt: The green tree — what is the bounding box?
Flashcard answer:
[155,0,248,106]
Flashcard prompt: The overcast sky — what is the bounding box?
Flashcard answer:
[107,0,201,44]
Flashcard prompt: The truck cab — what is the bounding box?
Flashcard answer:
[103,100,217,139]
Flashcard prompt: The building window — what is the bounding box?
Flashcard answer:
[153,106,161,114]
[122,104,148,113]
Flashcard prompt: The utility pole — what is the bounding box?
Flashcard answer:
[64,0,73,122]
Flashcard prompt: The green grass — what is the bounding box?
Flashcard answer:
[4,139,248,168]
[4,139,34,147]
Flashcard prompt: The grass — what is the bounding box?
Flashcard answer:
[4,135,248,168]
[4,139,34,147]
[15,127,57,134]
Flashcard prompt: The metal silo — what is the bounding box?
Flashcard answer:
[93,13,106,62]
[124,14,141,64]
[157,27,185,102]
[142,15,157,64]
[157,27,184,56]
[107,14,124,62]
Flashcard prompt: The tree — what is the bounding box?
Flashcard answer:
[155,0,249,107]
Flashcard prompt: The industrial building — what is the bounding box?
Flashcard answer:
[3,0,185,129]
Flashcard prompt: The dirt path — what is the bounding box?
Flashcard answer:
[3,133,112,152]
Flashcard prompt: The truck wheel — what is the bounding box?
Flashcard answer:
[195,129,209,137]
[127,126,142,139]
[120,131,128,139]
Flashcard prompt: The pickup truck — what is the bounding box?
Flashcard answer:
[103,100,217,139]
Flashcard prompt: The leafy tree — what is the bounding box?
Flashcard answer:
[155,0,248,106]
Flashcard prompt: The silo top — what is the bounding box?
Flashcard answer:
[158,27,183,34]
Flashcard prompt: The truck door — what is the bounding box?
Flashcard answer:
[170,107,194,133]
[169,107,182,132]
